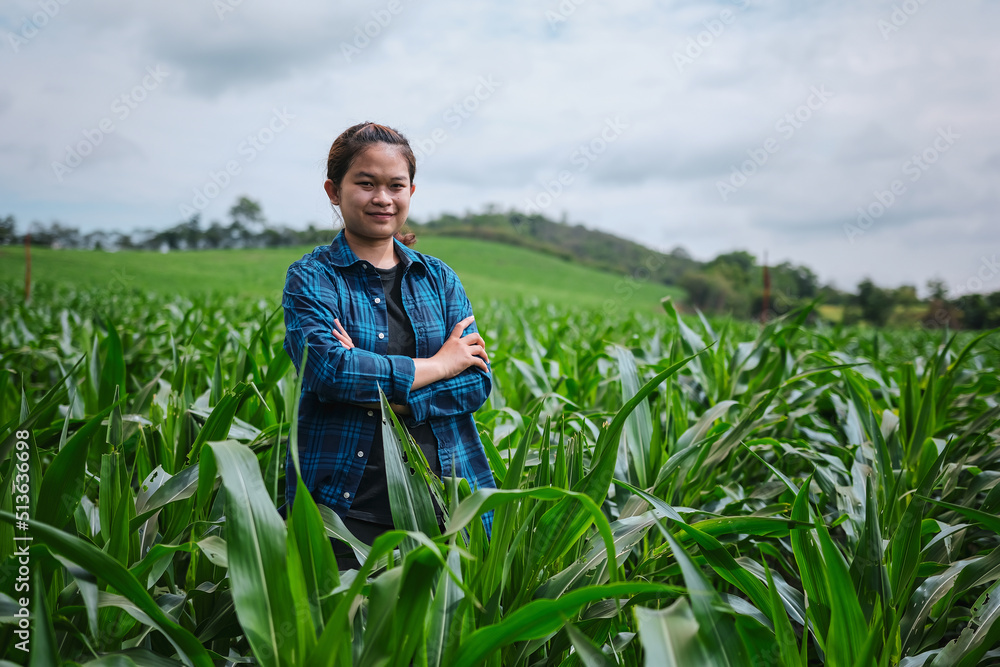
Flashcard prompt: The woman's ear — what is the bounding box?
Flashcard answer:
[324,179,340,205]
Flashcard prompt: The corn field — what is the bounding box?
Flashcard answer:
[1,280,999,666]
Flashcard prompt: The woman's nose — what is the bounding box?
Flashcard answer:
[371,187,391,204]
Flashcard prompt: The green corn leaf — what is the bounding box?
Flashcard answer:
[36,399,123,529]
[98,319,126,410]
[129,463,201,532]
[29,569,60,667]
[563,620,616,667]
[928,579,1000,667]
[0,357,79,467]
[655,521,750,667]
[284,345,338,634]
[207,439,301,666]
[890,440,953,610]
[427,543,465,667]
[764,560,803,667]
[443,486,618,585]
[635,597,714,667]
[850,475,891,622]
[530,351,703,571]
[900,548,1000,654]
[815,513,868,666]
[673,521,773,619]
[186,381,254,464]
[361,545,440,667]
[919,496,1000,533]
[790,476,832,648]
[613,344,653,489]
[701,386,780,470]
[452,581,678,667]
[0,511,212,666]
[379,386,441,545]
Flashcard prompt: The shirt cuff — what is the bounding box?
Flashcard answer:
[386,354,416,406]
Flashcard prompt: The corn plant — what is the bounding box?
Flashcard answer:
[1,280,998,666]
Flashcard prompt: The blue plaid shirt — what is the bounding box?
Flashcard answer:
[283,230,495,535]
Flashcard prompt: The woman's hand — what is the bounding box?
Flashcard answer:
[430,315,490,379]
[411,315,488,390]
[332,318,355,349]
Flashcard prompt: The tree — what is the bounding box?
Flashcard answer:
[680,270,738,314]
[856,278,895,326]
[0,215,15,244]
[954,294,987,330]
[204,221,226,249]
[229,196,264,233]
[28,221,80,248]
[180,214,201,249]
[709,250,756,276]
[893,284,919,306]
[927,278,948,301]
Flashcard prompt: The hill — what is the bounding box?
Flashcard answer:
[411,211,827,319]
[0,235,683,314]
[414,211,700,285]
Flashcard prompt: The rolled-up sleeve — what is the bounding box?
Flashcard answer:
[283,263,416,406]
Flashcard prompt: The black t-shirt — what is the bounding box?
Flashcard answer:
[346,263,442,524]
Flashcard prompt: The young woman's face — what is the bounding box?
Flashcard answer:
[325,143,414,245]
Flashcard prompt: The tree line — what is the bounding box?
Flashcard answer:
[2,197,997,328]
[0,198,331,252]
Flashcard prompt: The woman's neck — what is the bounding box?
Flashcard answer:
[343,230,399,268]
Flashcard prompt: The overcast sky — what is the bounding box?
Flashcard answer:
[2,0,998,295]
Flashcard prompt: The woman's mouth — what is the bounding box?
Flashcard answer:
[367,211,393,219]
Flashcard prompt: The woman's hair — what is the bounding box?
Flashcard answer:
[326,122,416,246]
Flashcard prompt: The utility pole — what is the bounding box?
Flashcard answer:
[24,233,31,303]
[761,250,770,323]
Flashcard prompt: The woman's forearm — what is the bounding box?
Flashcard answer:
[411,357,445,391]
[348,359,443,414]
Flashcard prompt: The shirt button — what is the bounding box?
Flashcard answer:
[343,492,350,499]
[357,450,364,457]
[361,263,368,269]
[378,332,385,339]
[374,297,381,304]
[367,410,374,416]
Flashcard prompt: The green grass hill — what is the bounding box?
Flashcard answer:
[0,235,683,314]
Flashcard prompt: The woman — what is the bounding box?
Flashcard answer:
[282,122,495,568]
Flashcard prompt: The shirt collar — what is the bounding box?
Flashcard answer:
[325,229,426,274]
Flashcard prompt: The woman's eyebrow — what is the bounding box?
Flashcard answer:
[355,171,407,181]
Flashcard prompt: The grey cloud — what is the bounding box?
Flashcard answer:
[62,1,401,97]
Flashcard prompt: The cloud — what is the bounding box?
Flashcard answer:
[1,0,998,293]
